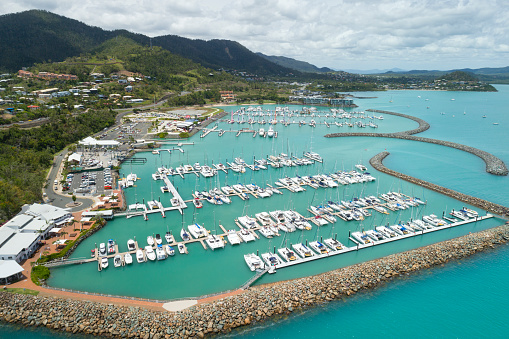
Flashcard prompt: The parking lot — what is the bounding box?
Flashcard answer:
[63,167,114,196]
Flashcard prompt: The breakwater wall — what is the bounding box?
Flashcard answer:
[325,110,508,176]
[370,151,509,217]
[188,111,228,138]
[2,223,509,338]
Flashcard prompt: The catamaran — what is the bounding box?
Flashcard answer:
[188,223,208,238]
[261,252,283,266]
[244,253,264,271]
[206,234,225,250]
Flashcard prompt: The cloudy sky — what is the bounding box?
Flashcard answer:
[1,0,508,71]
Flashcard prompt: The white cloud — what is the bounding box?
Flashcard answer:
[0,0,508,70]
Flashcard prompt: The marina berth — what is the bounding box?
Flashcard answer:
[227,230,242,245]
[136,249,145,263]
[124,252,133,265]
[156,245,166,260]
[165,245,175,256]
[144,246,156,261]
[278,247,299,262]
[261,252,283,266]
[244,253,264,271]
[292,243,314,258]
[188,223,208,238]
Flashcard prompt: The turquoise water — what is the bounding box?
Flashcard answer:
[5,86,509,337]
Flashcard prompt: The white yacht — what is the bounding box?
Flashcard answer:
[261,252,283,267]
[278,247,299,262]
[267,127,274,137]
[155,234,162,245]
[165,232,175,244]
[244,253,264,271]
[259,128,265,136]
[98,243,107,257]
[113,255,122,268]
[206,235,225,250]
[156,245,166,260]
[145,246,156,261]
[177,243,188,254]
[323,238,344,251]
[188,223,208,238]
[136,249,145,263]
[124,252,133,265]
[292,243,314,258]
[352,231,372,245]
[238,228,256,242]
[127,239,136,252]
[238,215,259,229]
[366,229,385,242]
[180,228,192,241]
[309,241,329,254]
[226,230,241,245]
[146,236,154,246]
[165,245,175,256]
[375,226,398,238]
[258,226,274,238]
[100,257,109,269]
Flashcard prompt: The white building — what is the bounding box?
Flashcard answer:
[0,260,24,284]
[78,136,120,149]
[0,204,72,263]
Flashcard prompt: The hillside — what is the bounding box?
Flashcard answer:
[0,10,295,76]
[256,53,333,73]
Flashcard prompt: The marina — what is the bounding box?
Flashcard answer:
[46,97,509,302]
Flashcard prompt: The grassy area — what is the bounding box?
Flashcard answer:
[3,288,39,296]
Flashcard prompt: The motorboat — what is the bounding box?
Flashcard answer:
[145,246,156,261]
[155,234,162,245]
[124,252,133,265]
[107,239,115,254]
[366,229,385,242]
[156,245,167,260]
[101,257,109,269]
[375,226,398,238]
[113,254,122,267]
[127,239,136,251]
[180,228,191,241]
[178,243,188,254]
[238,215,259,229]
[98,242,107,257]
[147,236,154,246]
[258,226,274,238]
[227,230,241,245]
[165,245,175,256]
[267,127,274,137]
[136,249,145,263]
[165,232,175,244]
[244,253,264,271]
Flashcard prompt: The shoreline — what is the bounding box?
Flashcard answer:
[1,223,508,337]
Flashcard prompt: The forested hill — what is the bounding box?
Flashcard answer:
[256,53,333,73]
[0,9,296,76]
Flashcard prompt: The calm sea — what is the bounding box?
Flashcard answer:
[3,86,508,338]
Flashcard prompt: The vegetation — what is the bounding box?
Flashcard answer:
[0,109,116,222]
[4,288,39,296]
[31,265,50,286]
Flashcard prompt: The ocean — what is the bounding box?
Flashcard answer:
[2,86,508,338]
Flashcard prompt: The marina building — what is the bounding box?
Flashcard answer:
[0,204,72,263]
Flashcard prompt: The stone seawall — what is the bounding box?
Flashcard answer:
[2,223,509,338]
[370,151,509,217]
[325,109,508,176]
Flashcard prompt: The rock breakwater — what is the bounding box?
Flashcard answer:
[324,109,508,176]
[2,223,509,338]
[370,151,509,217]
